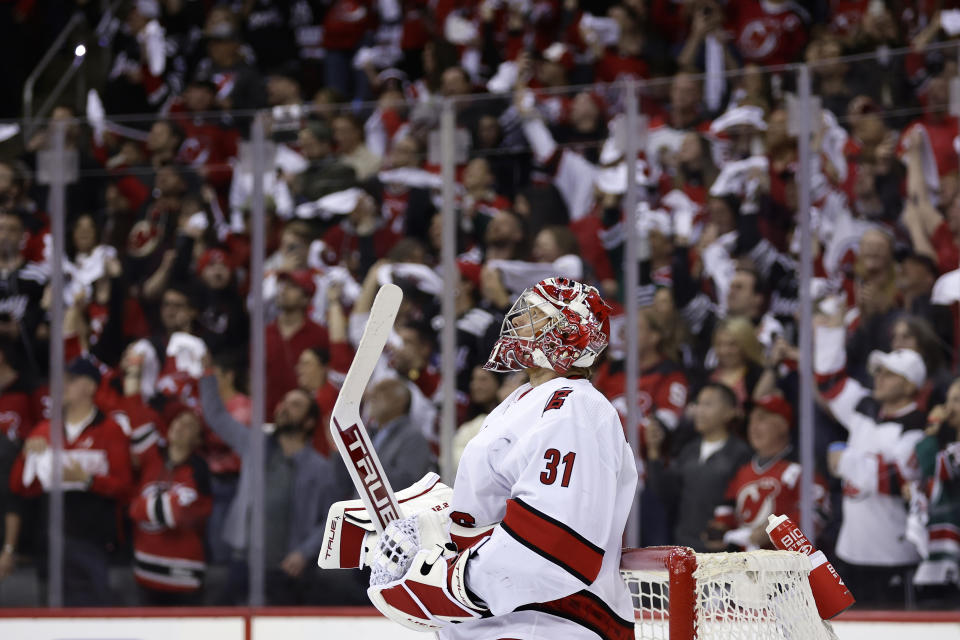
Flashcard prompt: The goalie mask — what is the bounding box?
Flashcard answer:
[484,277,611,374]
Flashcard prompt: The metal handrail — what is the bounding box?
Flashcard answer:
[22,0,124,139]
[22,11,86,138]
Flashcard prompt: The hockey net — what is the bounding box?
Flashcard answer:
[620,547,839,640]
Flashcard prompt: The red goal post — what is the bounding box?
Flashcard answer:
[620,547,839,640]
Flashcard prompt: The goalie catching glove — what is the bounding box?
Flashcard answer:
[367,509,490,631]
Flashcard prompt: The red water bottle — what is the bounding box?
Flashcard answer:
[765,514,855,619]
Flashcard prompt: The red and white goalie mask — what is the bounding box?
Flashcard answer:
[484,277,611,374]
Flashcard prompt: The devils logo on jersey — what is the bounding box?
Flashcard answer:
[736,476,782,528]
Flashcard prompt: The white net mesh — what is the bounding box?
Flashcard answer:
[622,549,839,640]
[369,515,421,586]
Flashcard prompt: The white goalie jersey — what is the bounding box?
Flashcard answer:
[443,376,639,640]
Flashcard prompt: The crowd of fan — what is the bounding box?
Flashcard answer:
[0,0,959,611]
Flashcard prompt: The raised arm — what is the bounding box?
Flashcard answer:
[198,374,251,454]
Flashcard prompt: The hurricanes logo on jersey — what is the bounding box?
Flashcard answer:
[543,389,573,414]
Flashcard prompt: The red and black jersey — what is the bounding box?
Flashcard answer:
[265,319,330,419]
[323,0,375,50]
[9,409,133,546]
[714,449,828,541]
[594,358,689,432]
[569,214,615,283]
[0,375,35,441]
[594,50,649,84]
[726,0,809,67]
[931,221,959,274]
[129,443,212,592]
[109,395,164,459]
[320,220,403,269]
[312,382,339,457]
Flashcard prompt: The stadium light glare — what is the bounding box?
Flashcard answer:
[75,44,86,58]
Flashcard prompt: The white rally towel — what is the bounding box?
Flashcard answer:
[377,168,444,190]
[709,155,768,197]
[166,332,208,379]
[486,255,584,297]
[931,268,960,305]
[129,339,161,400]
[635,202,672,238]
[899,123,941,207]
[378,262,445,297]
[709,106,768,135]
[704,34,726,113]
[23,449,109,492]
[594,159,659,194]
[54,245,117,305]
[295,187,366,220]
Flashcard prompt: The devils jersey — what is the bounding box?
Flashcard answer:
[726,0,810,67]
[10,410,133,546]
[444,377,638,640]
[714,449,828,549]
[594,359,689,432]
[129,443,212,592]
[0,376,36,441]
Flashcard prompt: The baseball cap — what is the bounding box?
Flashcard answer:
[196,247,232,273]
[162,400,201,426]
[867,349,927,388]
[277,270,317,297]
[752,394,794,428]
[66,357,102,385]
[456,260,482,288]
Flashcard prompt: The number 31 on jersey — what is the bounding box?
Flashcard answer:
[541,449,576,487]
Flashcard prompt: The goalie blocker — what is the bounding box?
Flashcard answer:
[318,473,493,571]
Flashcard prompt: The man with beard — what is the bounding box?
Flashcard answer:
[293,120,356,202]
[265,270,329,419]
[199,377,344,604]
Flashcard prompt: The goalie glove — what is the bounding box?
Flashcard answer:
[367,510,489,631]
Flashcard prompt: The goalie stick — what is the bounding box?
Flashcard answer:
[330,283,403,535]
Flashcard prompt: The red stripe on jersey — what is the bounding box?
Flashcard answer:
[929,525,960,543]
[516,589,635,640]
[502,498,604,584]
[380,585,427,620]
